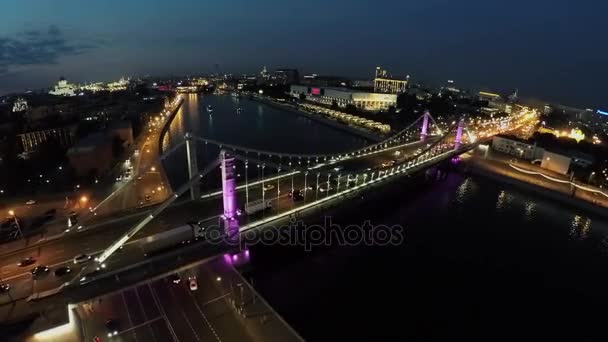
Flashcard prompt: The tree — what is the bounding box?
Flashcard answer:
[299,93,306,101]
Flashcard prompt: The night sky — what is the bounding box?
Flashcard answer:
[2,0,606,108]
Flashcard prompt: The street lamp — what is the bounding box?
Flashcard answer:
[7,210,23,240]
[80,196,88,209]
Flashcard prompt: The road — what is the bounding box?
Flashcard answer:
[74,255,301,342]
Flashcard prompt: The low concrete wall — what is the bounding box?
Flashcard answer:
[251,96,384,142]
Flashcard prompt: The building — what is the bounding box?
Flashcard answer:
[49,78,76,97]
[478,91,503,104]
[569,151,594,168]
[67,133,113,177]
[492,135,577,175]
[18,126,77,153]
[373,66,409,94]
[491,135,544,160]
[109,121,134,147]
[272,69,299,85]
[290,85,397,111]
[301,74,349,87]
[12,98,28,113]
[540,151,571,175]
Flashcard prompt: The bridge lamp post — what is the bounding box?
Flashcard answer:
[336,174,341,192]
[315,173,320,200]
[244,161,249,205]
[304,171,309,200]
[276,167,281,209]
[354,174,359,186]
[289,162,294,193]
[326,174,331,196]
[261,164,266,206]
[363,173,368,185]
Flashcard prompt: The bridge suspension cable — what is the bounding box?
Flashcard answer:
[93,156,221,266]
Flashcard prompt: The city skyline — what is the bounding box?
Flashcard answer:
[1,0,607,109]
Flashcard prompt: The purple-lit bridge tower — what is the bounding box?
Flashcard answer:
[454,118,465,150]
[420,110,431,141]
[220,150,239,238]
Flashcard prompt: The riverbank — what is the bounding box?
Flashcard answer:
[250,95,384,142]
[463,153,608,219]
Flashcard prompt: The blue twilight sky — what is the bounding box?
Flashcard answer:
[1,0,607,108]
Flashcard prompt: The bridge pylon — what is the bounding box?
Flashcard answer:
[454,118,465,150]
[421,110,430,141]
[220,150,239,238]
[185,133,200,200]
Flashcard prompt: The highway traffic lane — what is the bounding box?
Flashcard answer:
[189,263,255,341]
[76,284,172,342]
[0,198,225,279]
[150,279,203,341]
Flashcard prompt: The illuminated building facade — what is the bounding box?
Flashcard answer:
[291,85,397,111]
[492,135,543,160]
[18,126,77,153]
[373,66,409,94]
[49,78,76,97]
[12,98,28,113]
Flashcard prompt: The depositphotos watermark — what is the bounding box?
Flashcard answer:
[204,217,405,251]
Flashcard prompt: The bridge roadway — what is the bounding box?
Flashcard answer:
[0,138,434,307]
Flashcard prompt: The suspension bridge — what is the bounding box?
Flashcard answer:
[70,106,537,269]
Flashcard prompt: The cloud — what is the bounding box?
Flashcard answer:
[0,25,100,75]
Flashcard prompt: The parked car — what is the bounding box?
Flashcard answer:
[0,283,10,293]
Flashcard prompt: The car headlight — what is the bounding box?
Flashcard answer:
[107,333,112,337]
[114,331,118,335]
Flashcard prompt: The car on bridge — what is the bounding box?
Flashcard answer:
[0,283,10,293]
[262,184,275,192]
[318,183,333,193]
[288,189,304,201]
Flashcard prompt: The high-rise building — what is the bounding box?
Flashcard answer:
[373,66,409,94]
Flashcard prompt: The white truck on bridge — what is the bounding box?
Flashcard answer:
[139,223,206,257]
[245,199,272,215]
